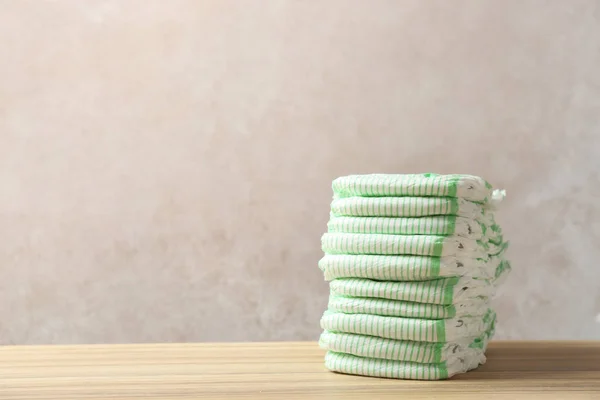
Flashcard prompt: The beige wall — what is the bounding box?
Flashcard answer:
[1,0,599,344]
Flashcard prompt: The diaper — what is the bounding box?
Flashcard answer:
[327,294,490,319]
[321,233,488,258]
[331,174,493,203]
[319,254,506,281]
[319,325,494,364]
[327,215,486,239]
[328,274,507,305]
[324,351,484,380]
[330,196,485,219]
[320,310,495,343]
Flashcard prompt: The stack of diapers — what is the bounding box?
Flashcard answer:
[318,174,510,380]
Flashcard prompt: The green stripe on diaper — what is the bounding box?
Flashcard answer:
[433,237,444,257]
[443,281,454,305]
[431,256,441,277]
[449,198,459,215]
[448,176,459,198]
[437,320,446,343]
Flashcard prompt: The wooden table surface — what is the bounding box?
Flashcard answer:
[1,341,599,399]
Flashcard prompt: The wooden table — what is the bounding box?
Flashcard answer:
[1,341,599,399]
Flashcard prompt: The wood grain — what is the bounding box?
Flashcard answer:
[1,341,599,399]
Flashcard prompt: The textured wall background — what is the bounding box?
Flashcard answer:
[1,1,599,344]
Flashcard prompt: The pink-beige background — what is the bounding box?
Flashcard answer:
[1,0,599,344]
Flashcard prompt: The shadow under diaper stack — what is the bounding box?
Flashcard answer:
[318,174,510,380]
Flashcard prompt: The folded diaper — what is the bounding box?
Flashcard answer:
[322,233,487,258]
[328,276,500,305]
[319,325,494,364]
[324,351,484,380]
[327,215,486,239]
[319,254,505,281]
[332,174,492,202]
[320,310,495,342]
[330,196,485,219]
[327,294,490,319]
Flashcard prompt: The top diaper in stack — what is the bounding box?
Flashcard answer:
[318,174,510,380]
